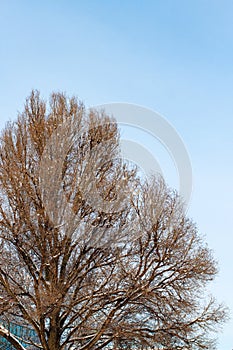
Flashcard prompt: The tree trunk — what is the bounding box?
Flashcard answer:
[47,315,60,350]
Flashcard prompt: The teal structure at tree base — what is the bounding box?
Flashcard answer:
[0,321,38,349]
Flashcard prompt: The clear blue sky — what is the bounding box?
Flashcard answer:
[0,1,233,348]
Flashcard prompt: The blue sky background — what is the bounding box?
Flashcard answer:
[0,1,233,348]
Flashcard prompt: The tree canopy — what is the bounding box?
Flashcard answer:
[0,91,227,350]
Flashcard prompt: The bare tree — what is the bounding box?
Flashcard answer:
[0,91,228,350]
